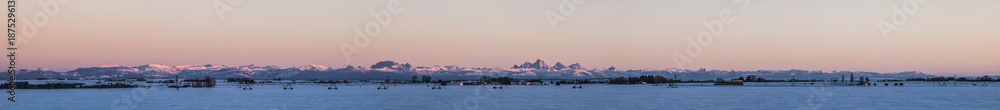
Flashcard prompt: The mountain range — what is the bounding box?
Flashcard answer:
[1,58,938,80]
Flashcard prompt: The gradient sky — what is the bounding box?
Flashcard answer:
[13,0,1000,76]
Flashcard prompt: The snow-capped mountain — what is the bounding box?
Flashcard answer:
[1,64,331,79]
[1,59,940,80]
[512,58,551,69]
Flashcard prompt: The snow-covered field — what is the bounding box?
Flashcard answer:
[1,81,997,110]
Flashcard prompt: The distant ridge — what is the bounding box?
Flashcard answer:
[3,59,937,80]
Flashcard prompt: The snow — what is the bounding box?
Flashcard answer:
[12,60,939,80]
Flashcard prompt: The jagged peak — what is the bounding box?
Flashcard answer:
[552,62,566,70]
[568,63,583,69]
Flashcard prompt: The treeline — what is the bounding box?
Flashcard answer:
[480,76,515,85]
[905,76,998,81]
[607,75,836,84]
[608,75,674,84]
[408,75,434,83]
[226,78,255,83]
[735,75,830,82]
[552,80,597,84]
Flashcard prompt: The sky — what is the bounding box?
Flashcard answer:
[11,0,1000,76]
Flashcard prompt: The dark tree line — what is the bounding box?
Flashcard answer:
[480,76,515,85]
[734,75,838,82]
[906,76,998,81]
[226,78,256,83]
[608,75,672,84]
[553,80,595,84]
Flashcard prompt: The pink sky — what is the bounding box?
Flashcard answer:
[11,0,1000,76]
